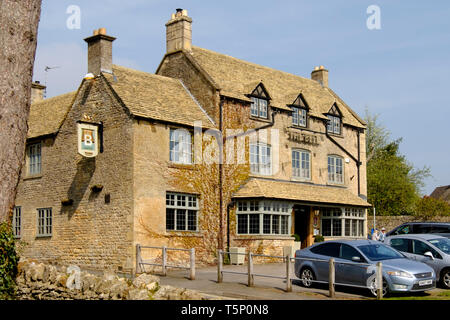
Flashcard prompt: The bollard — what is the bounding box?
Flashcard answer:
[376,262,383,300]
[217,250,223,283]
[248,252,254,287]
[162,246,167,276]
[329,258,335,298]
[190,248,195,280]
[286,254,292,292]
[135,244,141,275]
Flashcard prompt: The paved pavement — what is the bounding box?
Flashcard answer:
[157,262,375,300]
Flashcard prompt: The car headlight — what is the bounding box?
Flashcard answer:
[387,270,413,278]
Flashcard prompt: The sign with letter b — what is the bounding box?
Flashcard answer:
[77,122,99,157]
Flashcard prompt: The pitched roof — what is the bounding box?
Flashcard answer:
[189,46,365,128]
[27,91,77,138]
[27,65,216,139]
[430,185,450,203]
[232,177,371,207]
[104,65,215,128]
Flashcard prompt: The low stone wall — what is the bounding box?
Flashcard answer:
[367,215,450,233]
[15,259,207,300]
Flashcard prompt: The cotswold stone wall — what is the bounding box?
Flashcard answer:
[16,77,135,273]
[367,215,450,233]
[15,259,207,300]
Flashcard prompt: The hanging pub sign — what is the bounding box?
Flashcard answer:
[77,122,99,157]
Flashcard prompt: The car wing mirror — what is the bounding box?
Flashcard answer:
[424,251,434,260]
[351,256,361,262]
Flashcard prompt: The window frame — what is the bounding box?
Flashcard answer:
[326,104,342,135]
[250,142,272,176]
[27,141,42,176]
[37,207,52,237]
[292,106,308,128]
[169,128,193,165]
[13,206,21,238]
[321,207,366,238]
[166,192,199,232]
[236,200,292,236]
[290,94,309,128]
[250,97,269,119]
[292,149,311,181]
[249,84,270,120]
[327,155,344,184]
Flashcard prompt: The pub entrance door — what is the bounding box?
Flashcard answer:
[294,205,310,249]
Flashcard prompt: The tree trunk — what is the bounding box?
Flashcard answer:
[0,0,42,222]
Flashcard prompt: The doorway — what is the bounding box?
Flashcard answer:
[294,205,310,249]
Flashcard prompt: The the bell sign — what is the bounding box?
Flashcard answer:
[77,123,99,157]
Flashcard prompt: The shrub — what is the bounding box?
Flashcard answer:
[0,222,19,299]
[414,196,450,220]
[292,234,301,242]
[314,234,324,243]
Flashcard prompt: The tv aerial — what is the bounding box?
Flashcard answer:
[43,66,60,98]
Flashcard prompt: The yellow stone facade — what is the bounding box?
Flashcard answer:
[14,9,370,273]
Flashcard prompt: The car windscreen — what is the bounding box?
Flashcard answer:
[357,243,404,261]
[428,238,450,254]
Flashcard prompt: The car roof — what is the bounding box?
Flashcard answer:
[313,239,381,246]
[386,234,447,240]
[398,222,450,225]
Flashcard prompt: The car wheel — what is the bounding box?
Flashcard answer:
[300,267,315,287]
[369,277,388,297]
[440,269,450,289]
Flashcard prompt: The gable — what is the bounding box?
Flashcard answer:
[290,94,308,109]
[327,103,342,117]
[249,83,270,100]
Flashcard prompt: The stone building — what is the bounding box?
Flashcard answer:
[430,186,450,204]
[13,9,370,273]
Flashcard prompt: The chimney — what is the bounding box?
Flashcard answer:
[31,81,46,103]
[311,65,329,87]
[84,28,116,75]
[165,8,192,54]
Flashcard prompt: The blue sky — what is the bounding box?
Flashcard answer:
[33,0,450,196]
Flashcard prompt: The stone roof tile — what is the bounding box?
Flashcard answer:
[189,46,365,128]
[233,177,371,207]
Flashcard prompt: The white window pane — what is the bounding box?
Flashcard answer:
[292,108,298,125]
[251,97,258,116]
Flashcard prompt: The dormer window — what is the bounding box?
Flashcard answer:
[291,94,308,127]
[249,84,270,119]
[326,104,342,135]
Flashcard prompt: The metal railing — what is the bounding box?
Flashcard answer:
[217,249,384,299]
[136,244,195,280]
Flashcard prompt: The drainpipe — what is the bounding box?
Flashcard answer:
[226,201,234,253]
[219,97,224,250]
[357,128,361,196]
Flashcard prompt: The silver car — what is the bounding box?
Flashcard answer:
[294,240,436,296]
[384,234,450,289]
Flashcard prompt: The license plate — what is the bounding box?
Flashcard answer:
[418,279,432,286]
